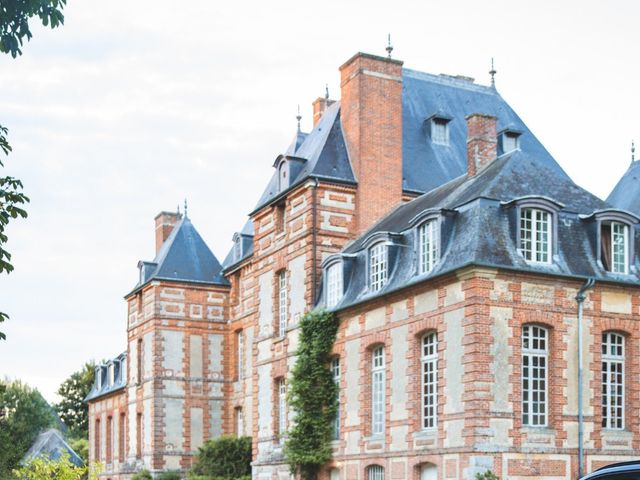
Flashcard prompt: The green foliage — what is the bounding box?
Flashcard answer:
[131,470,153,480]
[188,476,250,480]
[67,437,88,465]
[284,309,339,480]
[189,436,252,479]
[0,379,58,478]
[13,453,100,480]
[157,472,181,480]
[55,362,95,439]
[475,471,500,480]
[0,0,67,58]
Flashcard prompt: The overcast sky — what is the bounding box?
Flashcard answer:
[0,0,638,404]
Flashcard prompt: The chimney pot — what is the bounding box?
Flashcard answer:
[154,211,181,253]
[466,113,497,176]
[312,97,336,127]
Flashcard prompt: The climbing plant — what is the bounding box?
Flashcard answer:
[285,309,339,480]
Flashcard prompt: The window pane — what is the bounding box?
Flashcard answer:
[371,347,385,435]
[422,333,438,429]
[326,263,343,308]
[278,272,287,336]
[611,222,629,273]
[520,208,551,263]
[369,244,388,292]
[331,357,340,440]
[368,465,385,480]
[522,325,548,426]
[602,332,625,429]
[419,220,439,274]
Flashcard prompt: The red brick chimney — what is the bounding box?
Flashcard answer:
[340,52,404,234]
[312,97,336,127]
[466,114,497,176]
[154,211,181,253]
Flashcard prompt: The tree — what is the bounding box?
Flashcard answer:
[13,453,100,480]
[0,379,58,478]
[0,0,67,340]
[189,436,252,479]
[55,362,95,439]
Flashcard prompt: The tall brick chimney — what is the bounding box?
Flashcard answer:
[154,211,181,253]
[466,114,497,176]
[340,52,404,234]
[312,96,336,127]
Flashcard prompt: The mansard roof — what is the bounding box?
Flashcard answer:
[607,160,640,216]
[129,216,228,296]
[21,429,84,467]
[84,352,127,402]
[329,151,640,311]
[222,218,254,271]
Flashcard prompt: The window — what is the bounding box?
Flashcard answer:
[108,364,115,386]
[431,118,449,145]
[118,413,125,462]
[237,330,244,381]
[331,357,341,440]
[501,131,520,153]
[520,208,552,263]
[278,161,288,192]
[418,219,439,274]
[522,325,548,426]
[369,243,388,292]
[326,262,343,308]
[136,413,142,459]
[371,346,385,435]
[602,332,624,430]
[94,418,101,461]
[421,332,438,429]
[277,271,287,337]
[601,221,629,273]
[234,237,242,261]
[275,202,286,234]
[235,407,244,436]
[137,338,143,385]
[277,378,286,442]
[106,416,113,464]
[367,465,385,480]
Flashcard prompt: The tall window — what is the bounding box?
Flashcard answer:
[421,332,438,429]
[418,220,439,274]
[601,221,629,273]
[371,346,385,435]
[94,418,101,461]
[106,416,113,464]
[431,118,449,145]
[367,465,385,480]
[277,378,286,442]
[326,262,343,308]
[237,330,244,381]
[136,413,142,459]
[522,325,548,426]
[136,338,143,385]
[331,357,340,440]
[520,208,552,263]
[278,271,287,337]
[369,243,388,292]
[235,407,244,436]
[275,202,286,234]
[118,413,125,462]
[602,332,624,429]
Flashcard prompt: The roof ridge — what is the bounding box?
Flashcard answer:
[402,68,497,94]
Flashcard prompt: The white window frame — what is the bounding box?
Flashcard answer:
[369,243,388,292]
[277,378,286,442]
[108,363,115,386]
[421,332,438,430]
[418,219,439,274]
[237,330,244,381]
[278,271,287,337]
[431,118,449,146]
[367,465,385,480]
[610,222,629,274]
[602,332,625,430]
[519,208,552,264]
[502,131,520,153]
[371,346,385,436]
[522,325,548,427]
[326,262,343,308]
[331,357,340,440]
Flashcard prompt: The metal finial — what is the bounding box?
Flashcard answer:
[386,34,393,59]
[325,84,329,100]
[177,204,181,216]
[632,140,636,164]
[296,105,302,132]
[489,58,497,88]
[184,198,188,218]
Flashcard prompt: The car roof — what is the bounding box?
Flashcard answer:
[582,460,640,479]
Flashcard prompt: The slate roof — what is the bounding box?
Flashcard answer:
[607,160,640,216]
[21,429,84,467]
[129,216,228,295]
[85,352,127,402]
[222,219,255,270]
[323,150,640,312]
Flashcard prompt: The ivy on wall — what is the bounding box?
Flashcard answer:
[285,309,339,480]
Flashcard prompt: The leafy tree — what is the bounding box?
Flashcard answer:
[67,437,88,465]
[0,379,58,478]
[131,470,152,480]
[0,0,67,340]
[189,436,252,479]
[285,310,339,480]
[13,453,100,480]
[55,362,95,439]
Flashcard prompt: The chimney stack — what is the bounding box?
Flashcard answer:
[312,97,336,127]
[154,211,181,253]
[466,113,497,176]
[340,52,404,234]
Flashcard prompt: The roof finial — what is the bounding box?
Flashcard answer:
[184,198,188,218]
[296,105,302,132]
[177,204,181,216]
[632,140,636,164]
[325,84,330,100]
[386,33,393,59]
[489,57,497,88]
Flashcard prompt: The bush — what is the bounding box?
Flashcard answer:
[132,470,153,480]
[475,471,499,480]
[157,473,181,480]
[189,436,251,479]
[13,453,100,480]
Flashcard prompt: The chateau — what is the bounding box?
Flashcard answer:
[86,50,640,480]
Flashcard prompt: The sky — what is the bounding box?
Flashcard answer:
[0,0,638,404]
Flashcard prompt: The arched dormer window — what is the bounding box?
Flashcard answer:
[325,260,343,308]
[581,209,638,274]
[369,242,388,292]
[278,159,288,192]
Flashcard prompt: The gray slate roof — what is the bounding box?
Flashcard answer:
[222,219,255,270]
[325,151,640,312]
[607,160,640,216]
[84,352,127,402]
[21,429,83,467]
[130,216,228,295]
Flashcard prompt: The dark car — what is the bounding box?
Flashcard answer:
[581,461,640,479]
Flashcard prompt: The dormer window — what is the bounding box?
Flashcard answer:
[108,364,115,386]
[602,221,629,274]
[278,160,288,192]
[325,262,343,308]
[369,242,388,292]
[519,208,552,263]
[418,219,440,274]
[233,233,243,262]
[431,117,450,146]
[499,130,521,154]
